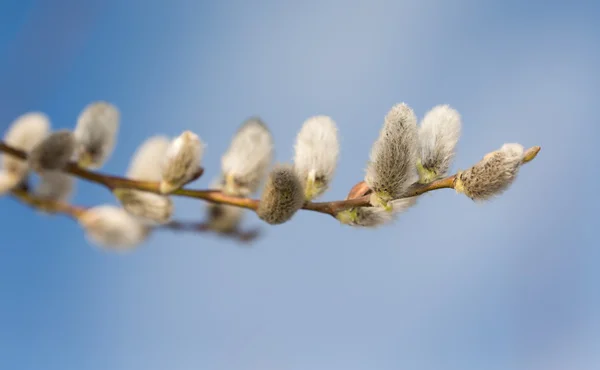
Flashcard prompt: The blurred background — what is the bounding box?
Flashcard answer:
[0,0,598,369]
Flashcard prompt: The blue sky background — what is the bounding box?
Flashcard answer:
[0,0,599,369]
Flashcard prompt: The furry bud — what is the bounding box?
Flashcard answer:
[126,136,171,181]
[417,105,461,183]
[1,112,50,190]
[119,136,174,224]
[35,171,75,203]
[206,203,245,233]
[160,131,204,194]
[113,188,173,225]
[293,115,339,200]
[365,103,419,208]
[256,165,305,225]
[28,130,76,172]
[74,101,120,169]
[337,197,417,227]
[455,143,525,201]
[205,178,244,232]
[78,205,149,251]
[221,117,274,196]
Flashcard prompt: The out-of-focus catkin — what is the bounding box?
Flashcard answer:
[1,112,50,193]
[221,117,273,196]
[256,165,305,225]
[78,205,149,251]
[205,177,244,233]
[74,101,120,169]
[28,130,76,172]
[160,131,204,194]
[35,171,75,204]
[114,136,173,224]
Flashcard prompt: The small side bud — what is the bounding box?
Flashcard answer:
[127,136,171,181]
[113,188,173,225]
[28,130,76,172]
[221,117,274,196]
[205,178,244,232]
[256,165,305,225]
[293,115,339,200]
[160,131,204,194]
[74,101,120,169]
[417,105,462,183]
[365,103,419,207]
[2,112,50,188]
[35,171,75,203]
[455,143,525,201]
[337,197,417,227]
[78,205,149,251]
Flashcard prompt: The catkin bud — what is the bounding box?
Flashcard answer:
[126,136,171,181]
[205,178,244,232]
[337,197,417,227]
[35,171,75,203]
[221,117,274,196]
[160,131,204,194]
[455,143,525,201]
[256,165,305,225]
[28,130,76,172]
[1,112,50,191]
[365,103,419,208]
[74,101,120,169]
[117,136,174,224]
[293,115,339,200]
[417,105,461,183]
[78,205,149,251]
[113,188,173,225]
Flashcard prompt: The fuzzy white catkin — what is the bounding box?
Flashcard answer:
[28,130,76,172]
[456,143,525,201]
[113,188,173,225]
[256,165,305,225]
[74,101,120,169]
[221,117,274,196]
[160,131,204,194]
[126,136,171,181]
[365,103,419,204]
[117,136,173,224]
[337,197,417,227]
[293,115,339,200]
[35,171,75,203]
[418,105,462,182]
[79,205,149,251]
[205,177,244,232]
[1,112,50,190]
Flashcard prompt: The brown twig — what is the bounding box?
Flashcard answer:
[1,141,541,217]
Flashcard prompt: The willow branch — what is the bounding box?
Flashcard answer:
[1,141,541,217]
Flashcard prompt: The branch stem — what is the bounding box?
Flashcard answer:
[1,141,541,217]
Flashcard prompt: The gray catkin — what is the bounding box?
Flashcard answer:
[365,103,419,201]
[457,143,524,201]
[28,130,76,172]
[257,165,305,225]
[114,188,174,225]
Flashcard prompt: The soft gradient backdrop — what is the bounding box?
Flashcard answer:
[1,1,598,369]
